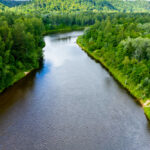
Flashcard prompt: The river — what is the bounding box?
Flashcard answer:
[0,31,150,150]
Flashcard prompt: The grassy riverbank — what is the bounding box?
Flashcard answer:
[77,36,150,120]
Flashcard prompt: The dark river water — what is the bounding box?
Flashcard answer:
[0,31,150,150]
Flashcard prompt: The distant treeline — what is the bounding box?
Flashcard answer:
[0,0,30,7]
[11,0,150,13]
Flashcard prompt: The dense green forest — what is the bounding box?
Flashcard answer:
[0,12,45,92]
[77,14,150,119]
[11,0,150,13]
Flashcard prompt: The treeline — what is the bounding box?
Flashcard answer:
[42,12,99,33]
[10,0,150,13]
[0,0,30,7]
[77,13,150,118]
[42,12,150,32]
[0,12,45,92]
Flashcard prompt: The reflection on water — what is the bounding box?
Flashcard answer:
[44,32,82,67]
[0,31,150,150]
[0,71,36,115]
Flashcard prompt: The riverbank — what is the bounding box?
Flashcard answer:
[43,26,85,35]
[0,28,85,94]
[0,69,32,93]
[77,36,150,120]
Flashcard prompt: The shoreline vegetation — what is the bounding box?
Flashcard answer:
[0,26,85,94]
[0,14,45,94]
[77,35,150,120]
[77,39,142,103]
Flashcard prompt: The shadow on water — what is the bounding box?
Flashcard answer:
[147,122,150,131]
[0,41,50,116]
[0,72,36,115]
[0,61,45,115]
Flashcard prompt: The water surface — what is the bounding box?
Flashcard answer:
[0,31,150,150]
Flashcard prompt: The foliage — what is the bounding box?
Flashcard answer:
[0,12,45,92]
[10,0,150,13]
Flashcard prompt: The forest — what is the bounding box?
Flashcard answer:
[0,0,150,119]
[0,12,45,92]
[10,0,150,13]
